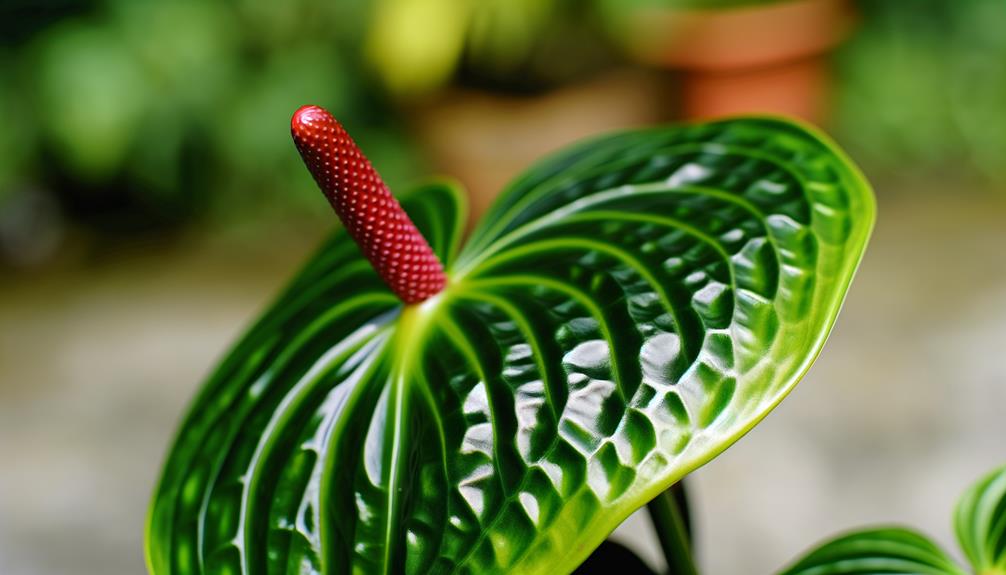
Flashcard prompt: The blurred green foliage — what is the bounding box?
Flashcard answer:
[604,0,783,10]
[0,0,1004,263]
[367,0,613,94]
[836,0,1006,184]
[1,0,412,234]
[0,0,612,243]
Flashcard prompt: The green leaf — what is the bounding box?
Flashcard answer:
[147,117,875,574]
[956,464,1006,574]
[778,528,968,575]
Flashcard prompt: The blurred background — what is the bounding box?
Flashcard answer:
[1,0,1005,573]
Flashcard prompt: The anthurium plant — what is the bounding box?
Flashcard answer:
[146,105,877,574]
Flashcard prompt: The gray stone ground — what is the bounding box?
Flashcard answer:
[2,189,1005,574]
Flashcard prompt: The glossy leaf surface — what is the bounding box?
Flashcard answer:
[148,118,875,574]
[778,528,967,575]
[956,464,1006,574]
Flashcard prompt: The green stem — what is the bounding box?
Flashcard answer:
[646,482,699,575]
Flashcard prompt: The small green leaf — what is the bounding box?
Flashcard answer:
[778,528,967,575]
[148,118,875,574]
[956,464,1006,574]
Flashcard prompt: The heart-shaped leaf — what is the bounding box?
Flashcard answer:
[778,528,967,575]
[147,117,875,574]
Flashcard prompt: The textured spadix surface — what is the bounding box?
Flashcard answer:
[147,117,875,574]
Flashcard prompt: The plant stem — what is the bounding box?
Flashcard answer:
[646,482,699,575]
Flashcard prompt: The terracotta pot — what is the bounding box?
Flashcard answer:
[621,0,856,124]
[408,71,665,224]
